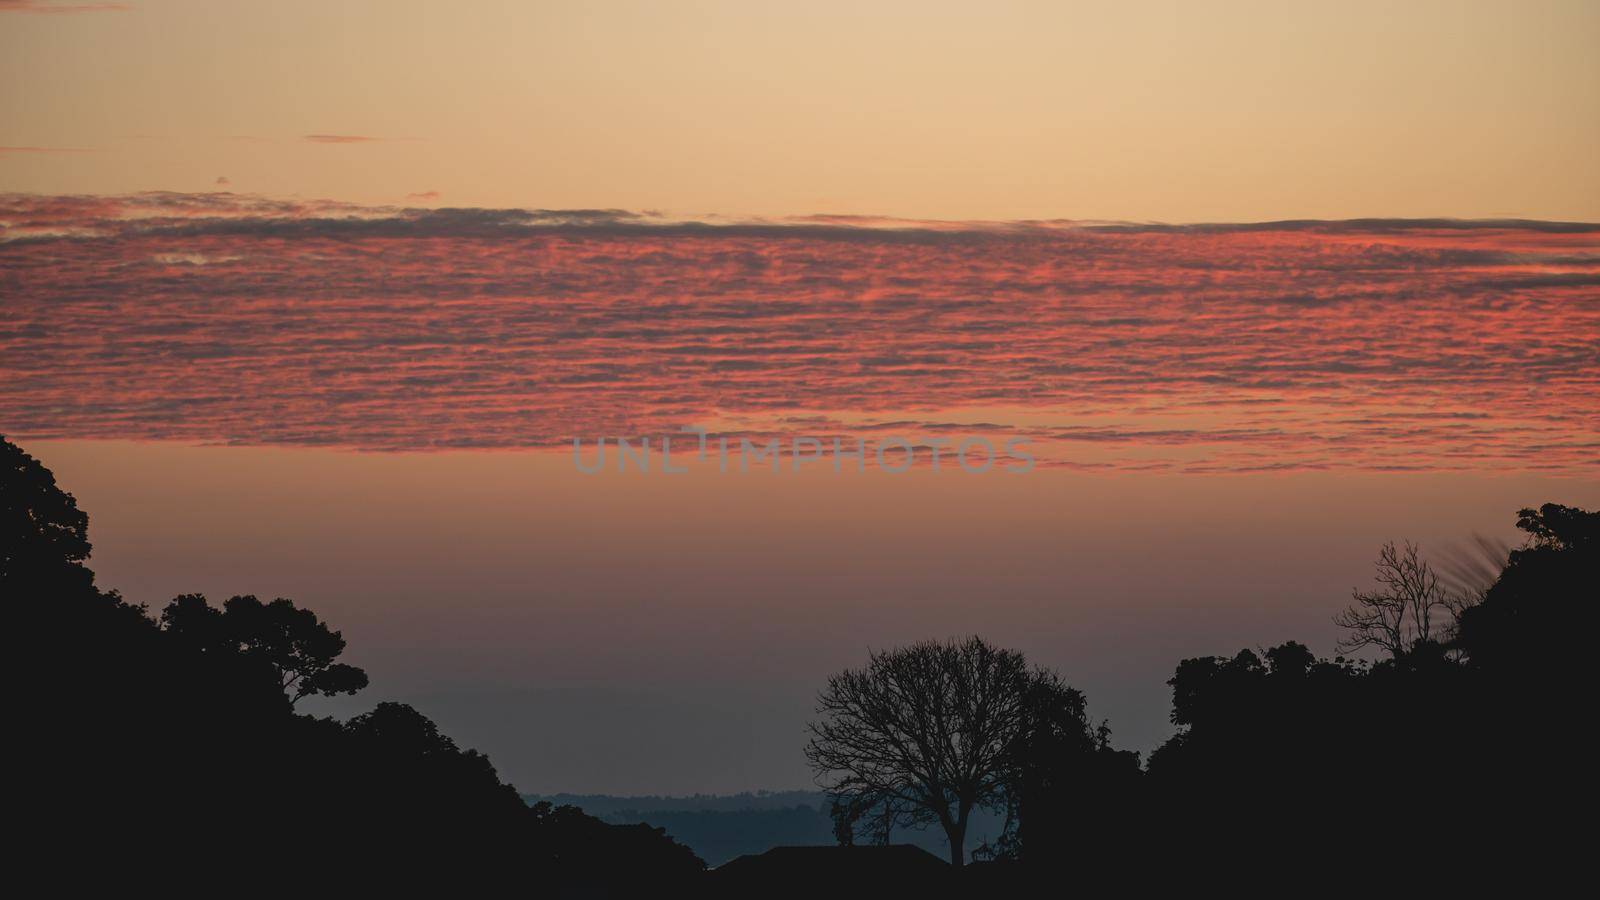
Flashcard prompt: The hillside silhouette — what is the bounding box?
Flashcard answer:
[5,433,1590,891]
[4,435,702,890]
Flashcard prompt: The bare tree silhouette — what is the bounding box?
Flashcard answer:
[1335,541,1466,657]
[805,637,1044,866]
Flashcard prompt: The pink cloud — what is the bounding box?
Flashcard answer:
[2,193,1596,474]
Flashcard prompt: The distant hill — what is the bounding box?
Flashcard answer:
[522,792,1006,865]
[528,790,829,817]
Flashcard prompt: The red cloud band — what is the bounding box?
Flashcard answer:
[2,193,1597,474]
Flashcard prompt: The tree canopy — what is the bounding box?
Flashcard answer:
[1,434,93,594]
[160,592,369,703]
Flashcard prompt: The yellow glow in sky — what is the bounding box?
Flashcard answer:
[2,0,1597,222]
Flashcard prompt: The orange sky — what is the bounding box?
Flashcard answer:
[3,0,1599,222]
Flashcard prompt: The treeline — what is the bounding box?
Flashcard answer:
[1091,504,1588,878]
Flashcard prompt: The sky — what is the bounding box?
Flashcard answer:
[3,1,1599,794]
[3,0,1599,221]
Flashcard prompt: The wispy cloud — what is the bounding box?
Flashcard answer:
[0,145,95,155]
[2,192,1596,474]
[0,0,130,12]
[303,134,383,144]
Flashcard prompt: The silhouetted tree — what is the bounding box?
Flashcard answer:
[1513,502,1599,550]
[1,434,94,595]
[982,673,1141,865]
[160,593,368,703]
[983,673,1089,857]
[1141,641,1385,874]
[806,637,1072,866]
[1456,503,1597,679]
[1334,541,1466,657]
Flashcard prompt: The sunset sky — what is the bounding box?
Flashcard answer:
[3,1,1598,794]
